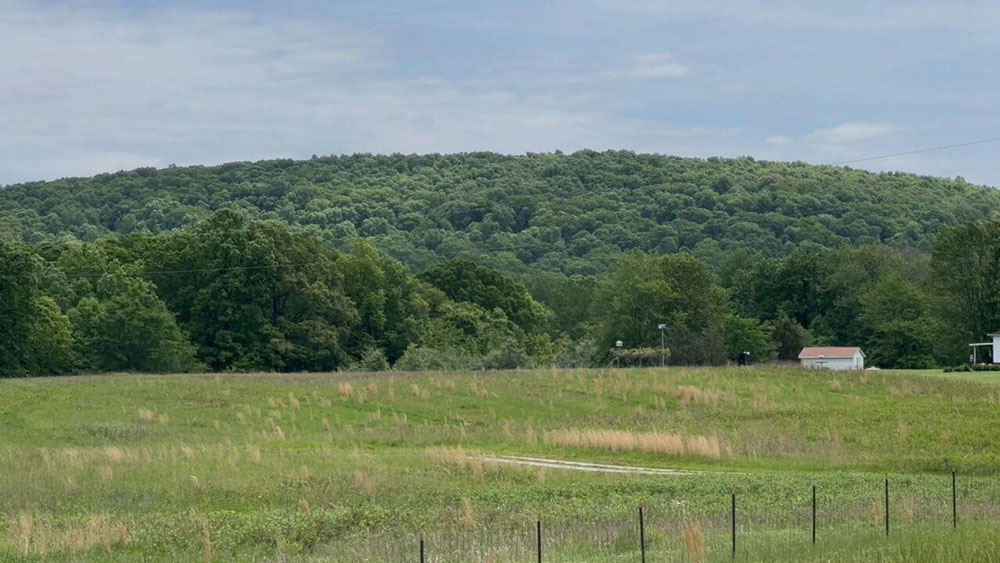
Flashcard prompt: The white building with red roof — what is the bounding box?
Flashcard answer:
[798,347,865,371]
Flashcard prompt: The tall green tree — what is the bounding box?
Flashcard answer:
[771,313,809,360]
[420,259,551,337]
[931,222,1000,363]
[722,315,775,363]
[26,296,76,374]
[343,241,428,363]
[594,252,679,351]
[0,241,41,375]
[524,271,597,339]
[151,210,359,371]
[69,269,198,372]
[858,275,935,368]
[595,252,728,364]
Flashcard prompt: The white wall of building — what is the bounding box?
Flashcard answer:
[800,353,864,371]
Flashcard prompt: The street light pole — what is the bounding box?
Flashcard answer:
[657,324,666,367]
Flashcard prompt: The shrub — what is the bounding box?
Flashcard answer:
[611,347,671,367]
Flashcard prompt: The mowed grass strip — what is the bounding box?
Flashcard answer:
[3,367,1000,561]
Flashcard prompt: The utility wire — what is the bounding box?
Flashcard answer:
[829,136,1000,166]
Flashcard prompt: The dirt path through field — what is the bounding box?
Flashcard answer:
[486,455,698,475]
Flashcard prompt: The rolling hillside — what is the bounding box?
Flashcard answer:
[2,151,998,275]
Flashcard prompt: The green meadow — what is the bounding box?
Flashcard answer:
[3,367,1000,561]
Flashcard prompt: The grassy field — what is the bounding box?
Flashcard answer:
[912,368,1000,385]
[3,367,1000,561]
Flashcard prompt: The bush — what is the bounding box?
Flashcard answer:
[347,347,389,372]
[611,347,671,367]
[943,364,1000,372]
[554,339,599,368]
[393,345,475,371]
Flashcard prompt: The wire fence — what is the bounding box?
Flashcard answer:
[341,471,998,562]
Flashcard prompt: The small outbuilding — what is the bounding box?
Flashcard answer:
[798,347,865,371]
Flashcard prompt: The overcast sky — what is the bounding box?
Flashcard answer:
[3,1,1000,186]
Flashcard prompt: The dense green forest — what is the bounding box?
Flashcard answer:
[0,207,997,376]
[2,152,1000,376]
[2,151,999,275]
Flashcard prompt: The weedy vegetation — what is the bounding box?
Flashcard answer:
[2,367,1000,561]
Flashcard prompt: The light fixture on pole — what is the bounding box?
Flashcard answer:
[615,340,623,369]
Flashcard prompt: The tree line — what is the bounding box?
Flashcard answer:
[0,209,995,376]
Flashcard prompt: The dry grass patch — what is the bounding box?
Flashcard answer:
[410,384,430,399]
[425,447,496,480]
[683,520,706,563]
[103,447,125,464]
[461,497,476,527]
[10,512,129,557]
[137,407,169,425]
[888,383,916,397]
[677,386,722,406]
[543,429,722,459]
[354,470,374,494]
[753,393,769,409]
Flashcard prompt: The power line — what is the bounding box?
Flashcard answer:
[829,136,1000,166]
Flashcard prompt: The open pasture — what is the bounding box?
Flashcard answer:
[3,367,1000,561]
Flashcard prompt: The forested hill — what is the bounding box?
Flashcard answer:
[2,151,999,275]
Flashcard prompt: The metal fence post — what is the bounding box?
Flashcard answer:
[419,536,424,563]
[537,520,542,563]
[812,484,816,545]
[884,478,890,536]
[639,506,646,563]
[953,470,958,528]
[731,493,736,558]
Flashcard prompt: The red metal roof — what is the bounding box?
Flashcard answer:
[798,347,864,359]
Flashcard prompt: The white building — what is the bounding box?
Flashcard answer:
[969,331,1000,364]
[798,347,865,371]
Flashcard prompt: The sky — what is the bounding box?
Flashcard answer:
[2,1,1000,186]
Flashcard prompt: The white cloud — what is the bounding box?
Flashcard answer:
[597,53,691,81]
[0,3,719,183]
[1,2,997,187]
[0,3,382,181]
[804,122,897,144]
[596,1,1000,31]
[629,53,692,79]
